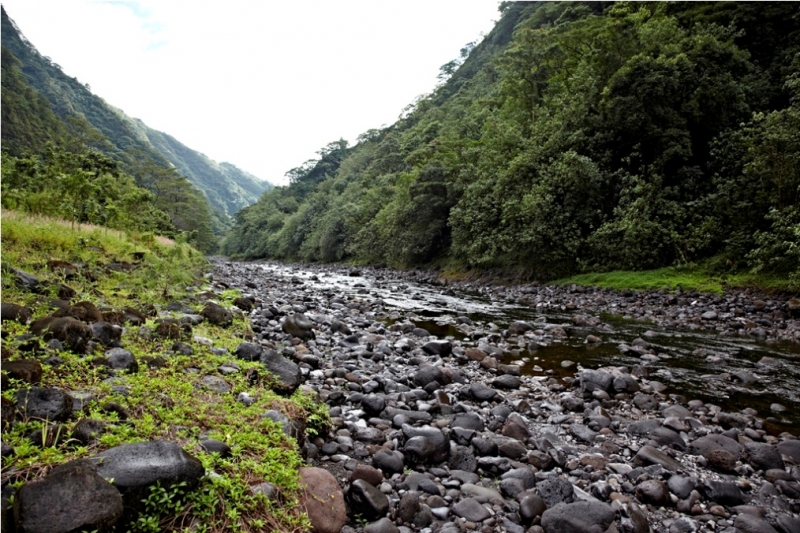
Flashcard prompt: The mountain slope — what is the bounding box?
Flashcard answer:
[135,121,272,217]
[223,1,800,284]
[0,6,270,219]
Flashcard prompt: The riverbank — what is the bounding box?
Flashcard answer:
[3,232,799,532]
[210,259,799,533]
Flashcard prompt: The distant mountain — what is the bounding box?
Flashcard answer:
[0,6,271,219]
[134,120,272,217]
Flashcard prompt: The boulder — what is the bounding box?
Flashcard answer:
[29,317,92,353]
[451,497,490,522]
[299,467,347,533]
[282,313,315,340]
[15,387,73,422]
[260,349,302,394]
[201,303,233,327]
[14,460,123,533]
[2,360,42,385]
[1,303,31,324]
[348,479,389,520]
[234,342,262,361]
[89,440,204,501]
[541,501,615,533]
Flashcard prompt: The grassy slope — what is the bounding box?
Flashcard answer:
[1,211,325,532]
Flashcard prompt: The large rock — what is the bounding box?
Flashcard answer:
[733,514,779,533]
[201,303,233,327]
[15,387,73,422]
[299,467,347,533]
[29,317,93,353]
[14,460,123,533]
[452,497,490,522]
[777,439,800,463]
[413,366,444,388]
[105,348,138,373]
[744,442,785,471]
[690,434,743,461]
[348,479,389,520]
[1,303,31,324]
[234,342,262,361]
[2,360,42,385]
[537,475,574,508]
[89,440,204,500]
[52,301,103,323]
[402,424,449,463]
[541,501,615,533]
[260,349,302,394]
[282,313,315,340]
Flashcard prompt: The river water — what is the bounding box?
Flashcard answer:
[259,263,800,433]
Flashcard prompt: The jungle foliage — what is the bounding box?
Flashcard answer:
[223,2,800,284]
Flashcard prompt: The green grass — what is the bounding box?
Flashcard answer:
[555,262,797,294]
[1,211,320,532]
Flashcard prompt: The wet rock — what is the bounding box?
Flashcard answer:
[519,493,546,526]
[348,479,389,520]
[777,439,800,463]
[569,423,597,443]
[299,467,347,533]
[449,446,478,472]
[350,464,383,486]
[540,501,615,533]
[14,460,123,533]
[422,341,452,357]
[200,439,232,458]
[413,365,444,388]
[451,412,484,432]
[493,374,522,389]
[198,375,230,393]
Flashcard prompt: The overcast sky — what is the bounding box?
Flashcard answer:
[2,0,501,185]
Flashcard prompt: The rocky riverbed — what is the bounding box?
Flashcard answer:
[208,259,800,533]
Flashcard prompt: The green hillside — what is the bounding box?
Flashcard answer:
[223,1,800,286]
[0,6,271,240]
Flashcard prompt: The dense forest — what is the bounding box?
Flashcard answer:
[1,7,271,252]
[223,1,800,282]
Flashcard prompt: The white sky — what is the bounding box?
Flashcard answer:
[2,0,501,185]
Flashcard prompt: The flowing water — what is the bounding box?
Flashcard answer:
[260,263,800,433]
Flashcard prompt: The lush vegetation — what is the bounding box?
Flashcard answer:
[1,7,271,251]
[223,2,800,288]
[1,211,325,532]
